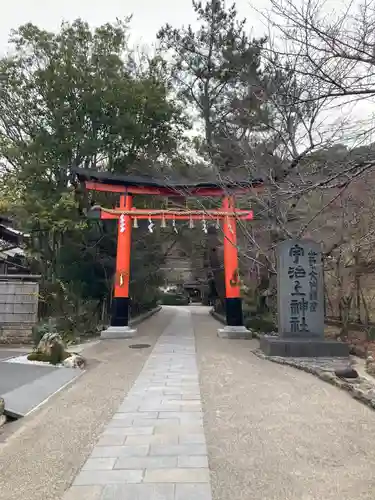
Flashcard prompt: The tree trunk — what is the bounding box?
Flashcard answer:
[354,252,361,323]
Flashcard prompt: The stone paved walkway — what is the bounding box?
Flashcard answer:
[64,308,211,500]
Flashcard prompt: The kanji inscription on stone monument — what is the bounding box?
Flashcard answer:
[277,239,324,338]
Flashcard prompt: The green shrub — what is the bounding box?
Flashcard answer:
[27,350,71,364]
[245,316,276,333]
[367,326,375,342]
[161,293,190,306]
[27,352,51,362]
[32,320,57,347]
[49,342,65,365]
[131,288,162,316]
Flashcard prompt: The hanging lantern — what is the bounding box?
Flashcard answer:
[189,215,194,229]
[215,217,220,229]
[202,218,208,234]
[133,216,138,228]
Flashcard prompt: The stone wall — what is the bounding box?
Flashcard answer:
[0,280,39,344]
[0,323,35,344]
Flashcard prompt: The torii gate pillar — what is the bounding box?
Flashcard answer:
[217,196,251,339]
[101,194,137,339]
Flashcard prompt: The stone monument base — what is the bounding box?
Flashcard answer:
[218,325,252,339]
[101,326,137,339]
[260,335,349,357]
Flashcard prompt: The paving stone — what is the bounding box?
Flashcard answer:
[163,387,198,394]
[166,376,198,381]
[165,378,198,382]
[181,394,201,400]
[154,423,204,435]
[137,404,182,412]
[138,375,166,379]
[143,468,210,483]
[82,458,116,470]
[137,381,166,385]
[108,418,179,428]
[114,456,177,469]
[106,418,135,427]
[165,382,200,387]
[97,435,127,446]
[160,400,201,408]
[149,444,207,456]
[162,390,187,396]
[181,406,202,412]
[103,426,154,436]
[130,418,180,427]
[101,483,175,500]
[117,404,141,412]
[112,412,158,420]
[125,397,162,405]
[125,435,179,445]
[169,399,201,405]
[177,455,209,468]
[168,369,196,372]
[178,434,206,445]
[175,484,212,500]
[157,412,203,421]
[167,375,198,380]
[73,469,143,486]
[62,485,103,500]
[158,394,182,401]
[135,387,167,392]
[90,445,150,458]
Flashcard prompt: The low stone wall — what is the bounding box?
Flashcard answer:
[0,279,39,345]
[0,281,38,324]
[0,323,34,344]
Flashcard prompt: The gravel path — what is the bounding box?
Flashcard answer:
[192,308,375,500]
[0,309,172,500]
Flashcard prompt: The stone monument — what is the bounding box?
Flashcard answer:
[260,239,349,357]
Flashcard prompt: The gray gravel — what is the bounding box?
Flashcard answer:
[192,309,375,500]
[0,310,172,500]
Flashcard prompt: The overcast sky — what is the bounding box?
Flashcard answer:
[0,0,267,53]
[0,0,371,144]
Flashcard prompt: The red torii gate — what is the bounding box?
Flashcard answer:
[74,169,263,338]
